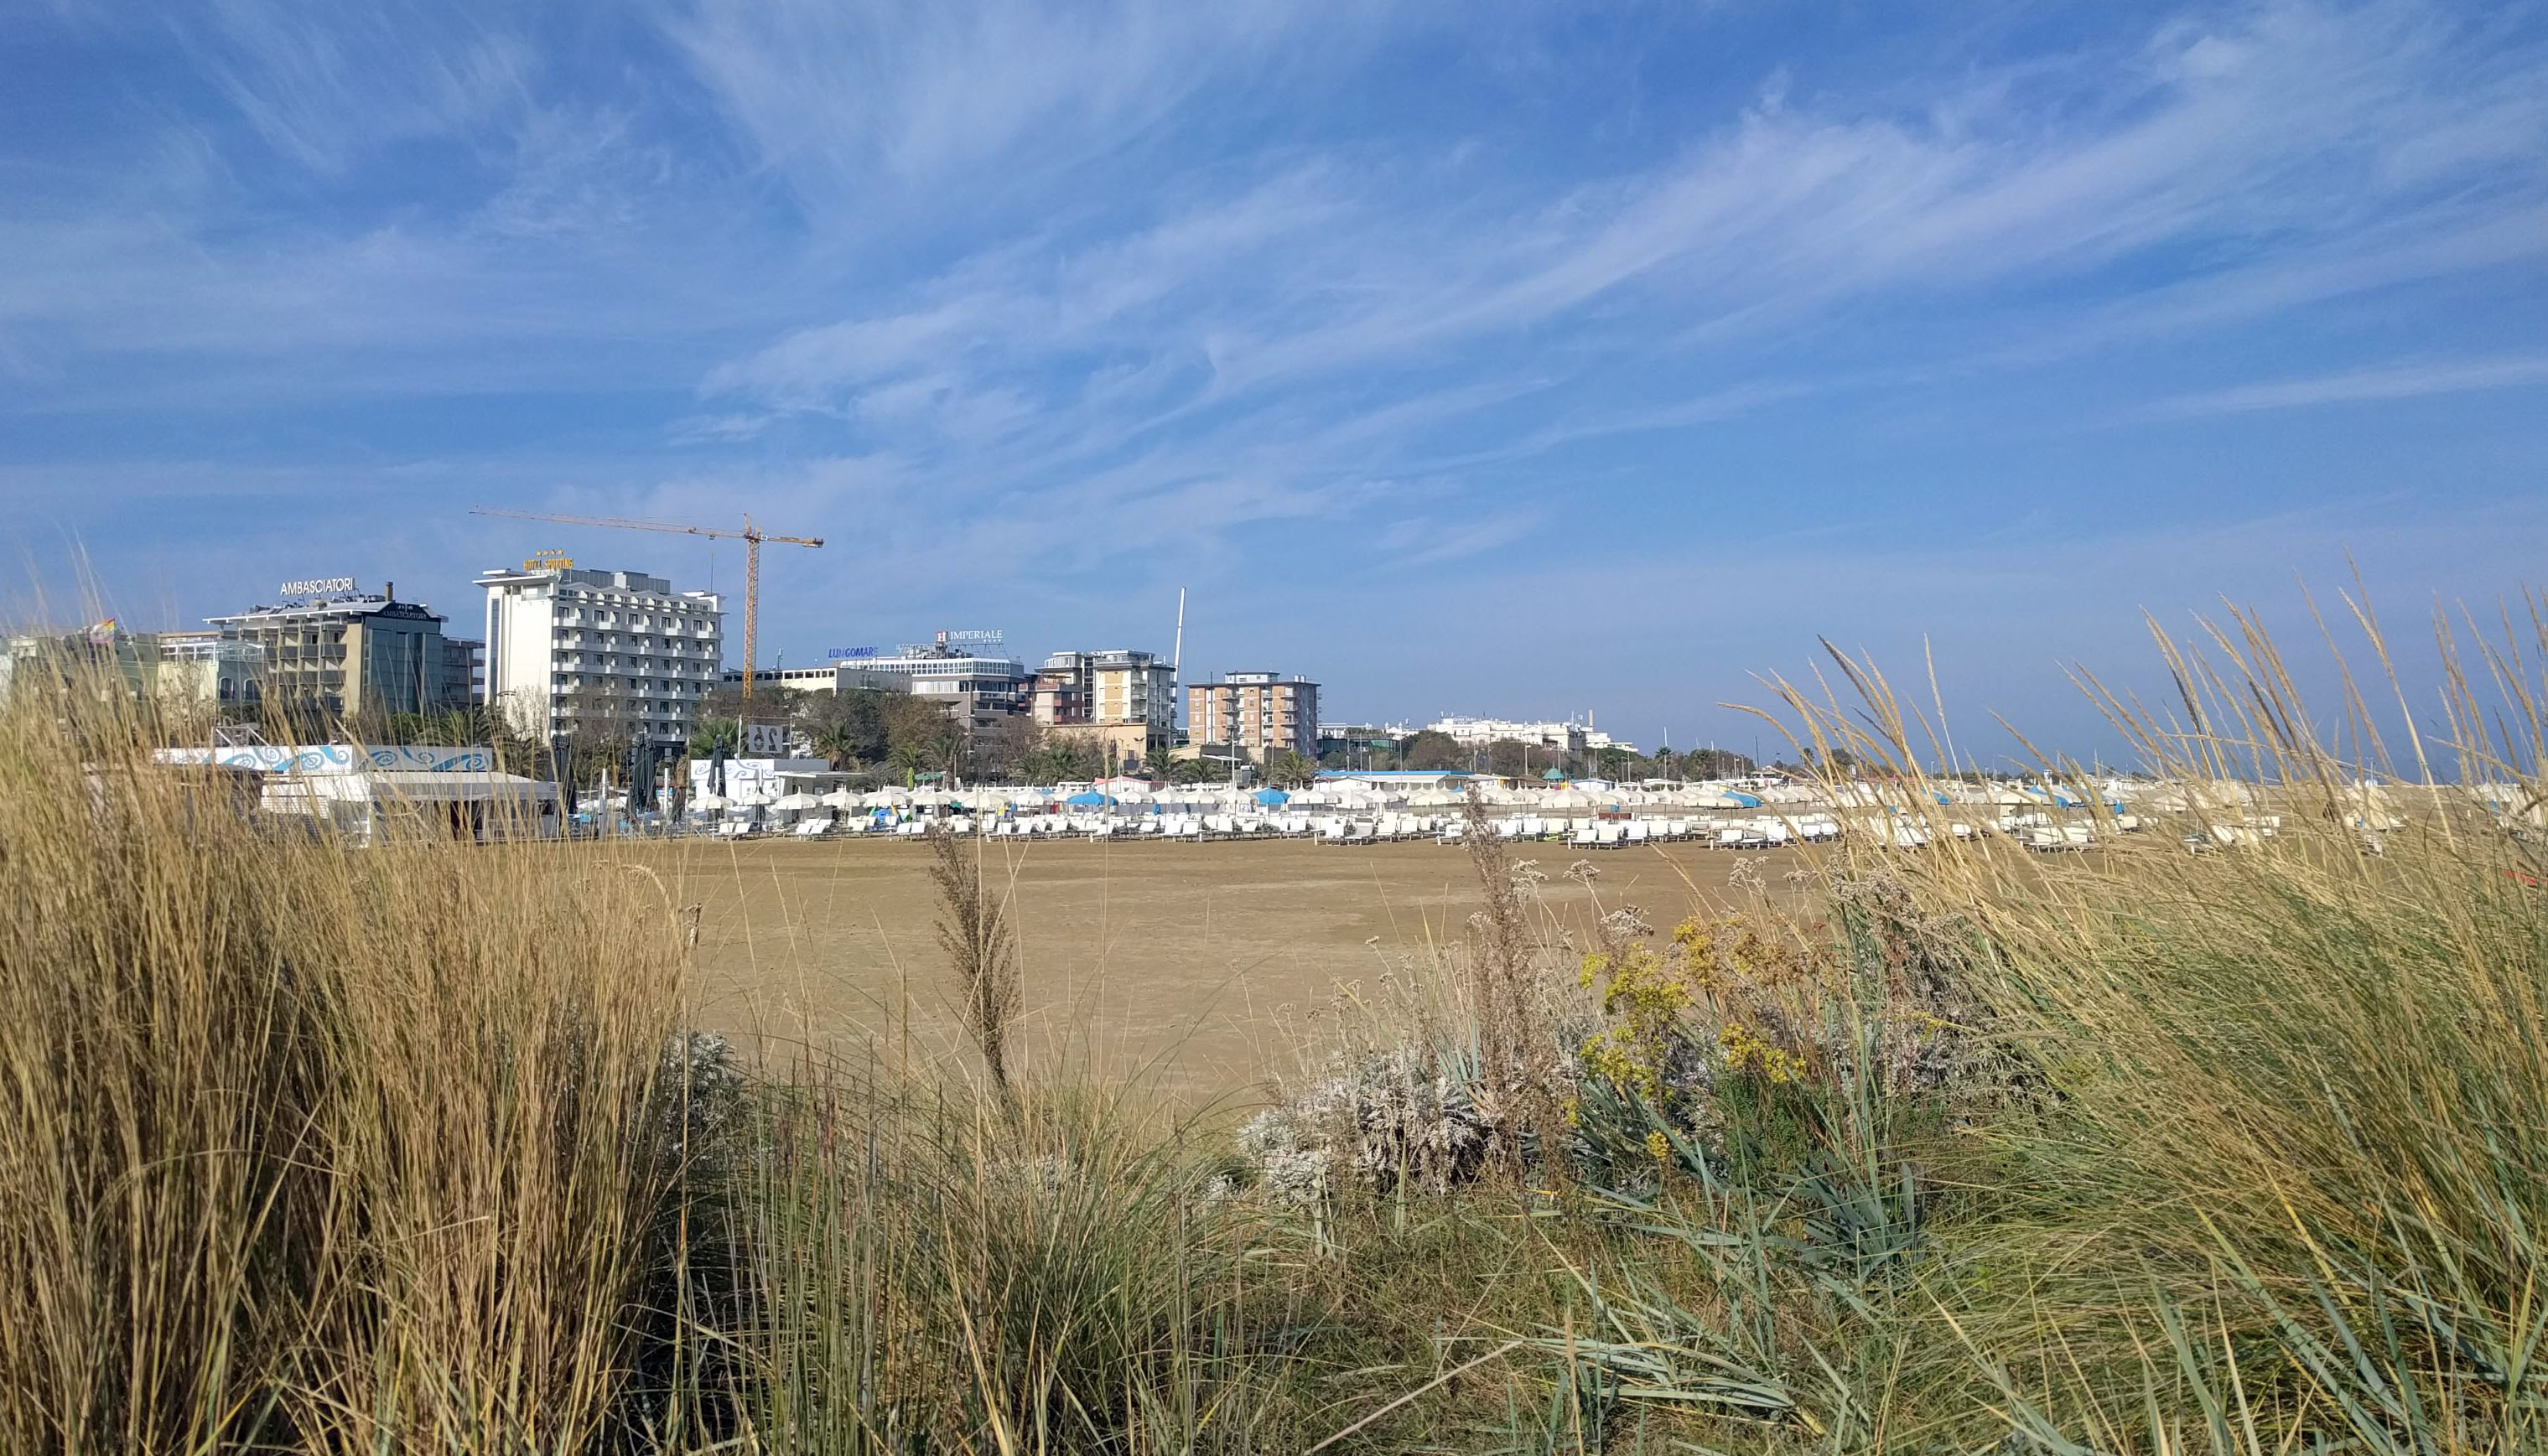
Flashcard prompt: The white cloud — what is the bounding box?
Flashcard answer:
[2146,355,2548,417]
[669,0,2548,597]
[179,1,537,174]
[703,0,2548,428]
[662,0,1393,213]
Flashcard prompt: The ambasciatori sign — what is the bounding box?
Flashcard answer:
[278,576,358,598]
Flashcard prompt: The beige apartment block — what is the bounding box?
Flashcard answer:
[1032,648,1175,774]
[1187,671,1319,762]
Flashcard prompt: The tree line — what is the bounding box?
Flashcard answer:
[1317,728,1758,782]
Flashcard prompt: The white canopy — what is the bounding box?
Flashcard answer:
[272,769,553,803]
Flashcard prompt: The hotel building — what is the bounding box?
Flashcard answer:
[205,589,478,720]
[476,561,723,747]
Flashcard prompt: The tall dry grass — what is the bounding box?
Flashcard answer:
[1746,593,2548,1450]
[0,671,693,1453]
[13,583,2548,1455]
[927,825,1023,1117]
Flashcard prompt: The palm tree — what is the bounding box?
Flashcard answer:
[1264,749,1318,789]
[811,720,865,770]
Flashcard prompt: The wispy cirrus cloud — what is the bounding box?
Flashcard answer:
[662,0,1401,215]
[708,0,2548,414]
[683,0,2548,585]
[2146,355,2548,417]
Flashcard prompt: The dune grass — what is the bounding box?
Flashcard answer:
[0,666,691,1452]
[5,590,2546,1453]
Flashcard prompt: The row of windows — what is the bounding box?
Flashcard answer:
[553,600,715,634]
[552,674,703,690]
[553,655,716,674]
[553,628,716,646]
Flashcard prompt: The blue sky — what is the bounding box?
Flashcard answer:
[5,0,2545,760]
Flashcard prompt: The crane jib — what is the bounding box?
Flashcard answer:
[469,505,823,704]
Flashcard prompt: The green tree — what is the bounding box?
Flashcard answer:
[687,715,739,759]
[884,695,965,778]
[1169,754,1228,785]
[971,714,1040,784]
[1484,738,1541,778]
[1022,736,1104,784]
[796,687,893,768]
[1262,749,1319,789]
[1399,729,1465,771]
[1679,746,1756,780]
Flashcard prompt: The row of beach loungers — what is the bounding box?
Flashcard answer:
[702,811,1860,846]
[696,811,2142,850]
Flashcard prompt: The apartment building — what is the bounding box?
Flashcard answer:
[1032,648,1175,773]
[1427,715,1590,757]
[205,588,478,720]
[476,562,722,747]
[155,630,270,713]
[1188,671,1319,762]
[0,624,167,706]
[732,644,1031,741]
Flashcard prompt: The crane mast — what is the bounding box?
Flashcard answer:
[469,507,823,706]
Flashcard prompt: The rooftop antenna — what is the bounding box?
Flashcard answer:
[1171,585,1186,676]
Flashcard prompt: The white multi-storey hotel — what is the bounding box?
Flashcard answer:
[1427,715,1591,756]
[476,562,723,746]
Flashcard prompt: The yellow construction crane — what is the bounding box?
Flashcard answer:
[470,507,823,705]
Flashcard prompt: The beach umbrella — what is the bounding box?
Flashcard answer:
[1064,790,1113,807]
[1253,788,1289,807]
[820,789,859,809]
[771,791,822,811]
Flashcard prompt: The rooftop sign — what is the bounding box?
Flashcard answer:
[828,646,878,659]
[278,576,357,598]
[939,629,1004,646]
